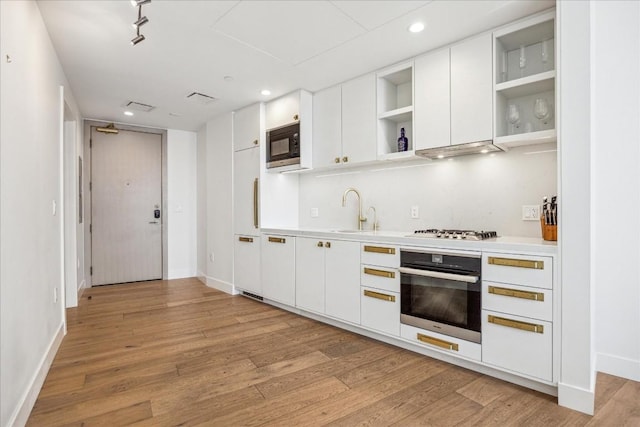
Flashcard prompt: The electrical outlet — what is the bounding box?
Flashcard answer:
[411,206,419,219]
[209,252,214,262]
[310,207,319,218]
[522,205,540,221]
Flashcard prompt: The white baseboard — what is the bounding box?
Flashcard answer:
[597,352,640,382]
[205,276,238,295]
[558,381,595,415]
[9,322,65,427]
[167,268,197,280]
[77,279,86,299]
[196,271,206,285]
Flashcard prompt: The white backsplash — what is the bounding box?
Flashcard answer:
[298,143,557,237]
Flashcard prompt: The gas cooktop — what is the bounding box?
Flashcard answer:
[408,229,498,240]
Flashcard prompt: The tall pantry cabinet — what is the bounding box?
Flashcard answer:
[233,103,262,295]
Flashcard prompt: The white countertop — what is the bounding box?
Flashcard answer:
[260,228,558,255]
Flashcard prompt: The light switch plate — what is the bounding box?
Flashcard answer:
[522,205,540,221]
[411,206,419,219]
[310,207,319,218]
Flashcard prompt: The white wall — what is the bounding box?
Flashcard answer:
[197,126,208,279]
[557,0,595,414]
[593,1,640,382]
[167,129,198,279]
[299,144,557,236]
[0,1,82,425]
[204,114,235,293]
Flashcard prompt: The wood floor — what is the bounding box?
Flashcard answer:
[28,278,639,426]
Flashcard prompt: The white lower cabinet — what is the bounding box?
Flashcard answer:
[324,240,361,324]
[401,324,482,361]
[295,238,326,313]
[261,235,295,306]
[361,286,400,336]
[295,238,360,324]
[481,309,552,381]
[234,235,261,295]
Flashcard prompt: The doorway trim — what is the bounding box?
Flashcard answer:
[83,120,168,287]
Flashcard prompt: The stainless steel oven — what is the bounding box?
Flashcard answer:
[400,248,482,343]
[266,122,300,169]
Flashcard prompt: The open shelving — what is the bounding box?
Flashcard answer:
[377,62,414,159]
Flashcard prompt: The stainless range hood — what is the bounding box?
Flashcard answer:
[415,140,503,160]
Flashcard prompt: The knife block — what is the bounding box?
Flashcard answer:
[540,217,557,241]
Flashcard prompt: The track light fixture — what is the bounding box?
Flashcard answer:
[130,0,150,46]
[132,16,148,29]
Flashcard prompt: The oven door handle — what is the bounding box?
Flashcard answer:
[398,267,479,284]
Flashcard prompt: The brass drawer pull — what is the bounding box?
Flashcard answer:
[488,315,544,334]
[417,333,459,351]
[268,237,286,244]
[488,256,544,270]
[363,267,395,279]
[253,139,258,145]
[488,286,544,302]
[238,237,254,243]
[363,290,395,302]
[342,156,349,163]
[317,241,323,247]
[363,245,396,255]
[334,157,341,163]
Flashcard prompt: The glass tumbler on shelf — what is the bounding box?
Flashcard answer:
[507,104,521,135]
[534,98,550,129]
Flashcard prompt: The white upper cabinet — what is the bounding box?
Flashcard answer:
[450,33,493,145]
[266,91,306,130]
[414,48,451,150]
[493,11,556,148]
[312,85,342,168]
[312,73,376,169]
[234,103,262,152]
[342,73,377,165]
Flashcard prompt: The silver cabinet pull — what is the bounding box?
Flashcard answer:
[398,267,478,284]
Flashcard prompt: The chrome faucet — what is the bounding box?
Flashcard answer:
[341,188,367,230]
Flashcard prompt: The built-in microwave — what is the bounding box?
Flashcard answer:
[266,122,300,169]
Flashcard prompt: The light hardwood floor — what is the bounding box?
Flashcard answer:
[28,278,639,426]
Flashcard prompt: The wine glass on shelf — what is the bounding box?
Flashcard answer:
[507,104,521,135]
[534,98,550,129]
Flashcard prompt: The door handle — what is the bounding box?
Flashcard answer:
[253,178,259,229]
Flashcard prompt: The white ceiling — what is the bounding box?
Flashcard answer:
[37,0,554,131]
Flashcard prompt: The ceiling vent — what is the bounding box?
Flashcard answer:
[186,92,217,105]
[125,101,155,112]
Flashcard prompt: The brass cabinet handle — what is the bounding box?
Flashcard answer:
[342,156,349,163]
[293,114,299,121]
[488,256,544,270]
[317,241,323,247]
[324,242,331,248]
[238,237,254,243]
[363,267,395,279]
[363,245,396,255]
[363,290,396,302]
[488,286,544,302]
[268,237,286,244]
[253,178,259,229]
[253,139,258,145]
[334,157,341,163]
[488,315,544,334]
[417,333,459,351]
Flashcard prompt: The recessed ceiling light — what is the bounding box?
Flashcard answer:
[223,76,234,82]
[261,89,271,96]
[437,154,444,159]
[408,22,425,33]
[124,111,134,116]
[480,149,489,154]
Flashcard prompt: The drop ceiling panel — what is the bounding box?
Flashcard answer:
[213,1,365,65]
[330,0,430,30]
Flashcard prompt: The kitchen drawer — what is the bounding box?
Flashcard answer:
[482,253,552,289]
[360,264,399,293]
[482,282,552,322]
[401,324,481,361]
[361,244,399,268]
[234,235,261,295]
[482,309,552,382]
[361,286,400,336]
